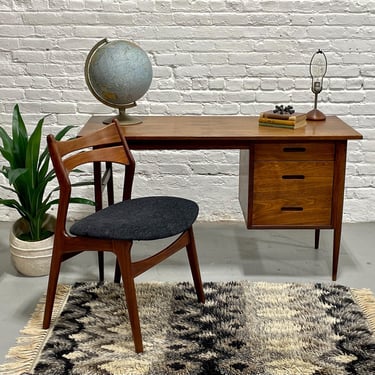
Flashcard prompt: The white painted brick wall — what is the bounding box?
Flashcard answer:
[0,0,373,223]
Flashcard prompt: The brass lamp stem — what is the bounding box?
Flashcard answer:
[307,92,326,121]
[314,92,318,110]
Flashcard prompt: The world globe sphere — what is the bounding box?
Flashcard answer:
[85,38,153,124]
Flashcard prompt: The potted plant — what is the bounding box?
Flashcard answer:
[0,104,93,276]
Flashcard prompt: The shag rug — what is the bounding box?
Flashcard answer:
[1,281,375,375]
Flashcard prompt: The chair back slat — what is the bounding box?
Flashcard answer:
[63,145,129,172]
[48,121,134,173]
[56,122,125,157]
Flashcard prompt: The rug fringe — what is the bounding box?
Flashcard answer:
[0,284,71,375]
[352,288,375,334]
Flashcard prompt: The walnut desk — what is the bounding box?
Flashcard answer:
[79,116,363,281]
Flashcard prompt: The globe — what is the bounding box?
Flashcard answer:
[85,38,153,125]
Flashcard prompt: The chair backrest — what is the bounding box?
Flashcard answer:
[47,120,135,234]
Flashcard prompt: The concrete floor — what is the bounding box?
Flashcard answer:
[1,221,374,362]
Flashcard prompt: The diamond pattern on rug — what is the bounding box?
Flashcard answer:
[1,281,375,375]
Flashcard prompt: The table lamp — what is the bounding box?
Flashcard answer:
[306,49,327,121]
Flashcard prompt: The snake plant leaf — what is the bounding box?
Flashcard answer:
[68,197,95,205]
[11,104,28,169]
[48,197,95,207]
[71,181,94,188]
[44,181,95,207]
[12,104,28,139]
[0,183,17,194]
[4,168,27,186]
[55,125,76,141]
[38,125,76,170]
[0,127,14,164]
[0,198,26,218]
[25,117,44,189]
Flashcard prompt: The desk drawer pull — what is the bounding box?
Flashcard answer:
[281,206,304,211]
[282,175,305,180]
[283,147,306,153]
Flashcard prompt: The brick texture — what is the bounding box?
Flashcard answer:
[0,0,373,222]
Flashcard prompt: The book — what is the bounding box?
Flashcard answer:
[260,110,307,122]
[258,121,307,129]
[258,116,306,126]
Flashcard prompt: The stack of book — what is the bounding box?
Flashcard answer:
[258,110,307,129]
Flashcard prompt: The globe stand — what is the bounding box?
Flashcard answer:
[85,39,153,127]
[102,104,142,126]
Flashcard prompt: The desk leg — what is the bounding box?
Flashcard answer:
[314,229,320,249]
[103,162,121,282]
[332,225,342,282]
[94,162,104,282]
[94,162,116,281]
[331,141,347,281]
[105,161,114,205]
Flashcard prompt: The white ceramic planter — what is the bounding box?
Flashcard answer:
[9,215,56,277]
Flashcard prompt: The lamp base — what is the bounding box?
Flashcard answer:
[306,108,326,121]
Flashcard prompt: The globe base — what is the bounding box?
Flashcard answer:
[103,106,142,125]
[103,114,142,126]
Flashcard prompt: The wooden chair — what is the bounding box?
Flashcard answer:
[42,120,205,353]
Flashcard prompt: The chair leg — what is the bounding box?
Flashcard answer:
[186,227,205,304]
[115,242,143,353]
[43,253,62,329]
[114,259,121,283]
[98,252,104,281]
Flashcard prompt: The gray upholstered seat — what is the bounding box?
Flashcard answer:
[70,196,199,241]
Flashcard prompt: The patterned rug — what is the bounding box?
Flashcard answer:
[1,281,375,375]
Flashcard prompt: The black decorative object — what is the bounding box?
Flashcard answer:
[306,49,327,121]
[273,105,295,115]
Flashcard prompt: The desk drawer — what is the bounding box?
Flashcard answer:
[252,161,333,226]
[254,161,334,181]
[255,142,335,161]
[252,198,332,225]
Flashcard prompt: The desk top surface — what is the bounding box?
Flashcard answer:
[79,115,362,146]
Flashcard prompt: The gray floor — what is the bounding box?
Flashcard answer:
[1,221,374,362]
